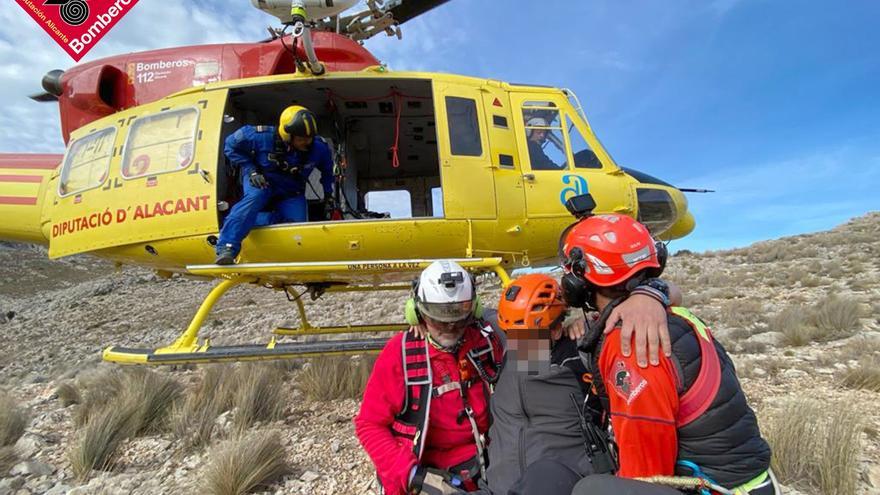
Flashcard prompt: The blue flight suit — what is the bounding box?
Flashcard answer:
[217,125,334,255]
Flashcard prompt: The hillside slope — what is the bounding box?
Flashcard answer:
[0,213,878,494]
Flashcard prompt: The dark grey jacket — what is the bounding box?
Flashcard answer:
[485,349,592,494]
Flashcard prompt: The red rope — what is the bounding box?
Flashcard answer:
[391,91,401,168]
[321,88,431,169]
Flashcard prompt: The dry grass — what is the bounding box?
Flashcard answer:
[717,299,764,329]
[840,356,880,392]
[73,368,126,427]
[0,392,27,447]
[298,356,375,402]
[173,365,234,450]
[0,445,17,474]
[737,340,768,354]
[810,296,862,341]
[68,401,139,480]
[773,306,815,346]
[839,336,880,362]
[68,368,182,480]
[205,431,287,495]
[764,398,862,495]
[55,382,81,407]
[231,364,286,432]
[128,369,182,435]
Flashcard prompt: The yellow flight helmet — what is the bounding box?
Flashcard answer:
[278,105,318,142]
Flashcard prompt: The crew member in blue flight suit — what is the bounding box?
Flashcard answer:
[215,105,334,265]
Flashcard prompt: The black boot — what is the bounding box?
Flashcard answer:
[215,245,238,265]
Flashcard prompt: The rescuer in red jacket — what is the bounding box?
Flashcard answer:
[355,261,504,494]
[557,214,779,495]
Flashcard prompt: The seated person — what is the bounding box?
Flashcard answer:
[558,214,778,495]
[486,274,609,495]
[215,105,334,265]
[525,117,563,170]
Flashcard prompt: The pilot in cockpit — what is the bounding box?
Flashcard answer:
[525,116,566,170]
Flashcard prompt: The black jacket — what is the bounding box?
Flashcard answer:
[583,304,772,487]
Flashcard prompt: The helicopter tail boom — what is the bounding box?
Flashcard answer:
[0,154,59,245]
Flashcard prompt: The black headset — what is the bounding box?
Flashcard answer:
[558,225,668,310]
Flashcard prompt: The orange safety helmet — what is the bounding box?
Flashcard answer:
[498,274,567,337]
[560,214,663,288]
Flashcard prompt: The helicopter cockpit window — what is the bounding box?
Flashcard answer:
[121,107,199,179]
[58,126,116,197]
[445,96,482,156]
[522,102,566,170]
[567,115,602,169]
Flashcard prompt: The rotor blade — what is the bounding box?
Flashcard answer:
[678,188,715,193]
[29,92,59,103]
[386,0,452,25]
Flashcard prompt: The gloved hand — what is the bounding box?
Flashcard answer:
[409,466,465,495]
[249,171,268,189]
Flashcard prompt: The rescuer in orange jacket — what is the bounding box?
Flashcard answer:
[556,213,779,495]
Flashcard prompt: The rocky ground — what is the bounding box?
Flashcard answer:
[1,213,879,495]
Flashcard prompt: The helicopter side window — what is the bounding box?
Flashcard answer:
[121,107,199,179]
[58,126,117,197]
[567,115,602,169]
[445,96,482,156]
[365,190,412,219]
[522,102,566,170]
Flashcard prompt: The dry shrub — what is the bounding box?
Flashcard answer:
[126,369,182,435]
[764,398,861,495]
[205,431,287,495]
[839,336,880,362]
[737,340,767,354]
[173,365,234,450]
[726,327,753,342]
[695,271,732,287]
[298,356,375,402]
[73,367,126,427]
[231,364,285,431]
[68,400,139,480]
[840,356,880,392]
[68,368,182,480]
[718,299,764,329]
[800,274,822,287]
[55,382,81,407]
[809,296,862,341]
[0,392,27,447]
[773,307,815,346]
[0,445,17,474]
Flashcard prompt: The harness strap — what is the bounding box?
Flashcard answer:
[670,307,723,427]
[732,470,771,495]
[395,332,433,460]
[394,326,502,465]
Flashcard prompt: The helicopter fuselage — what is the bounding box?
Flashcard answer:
[1,70,693,282]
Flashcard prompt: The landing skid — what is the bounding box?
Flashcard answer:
[102,258,511,365]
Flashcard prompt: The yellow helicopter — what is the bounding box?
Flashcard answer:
[0,0,696,365]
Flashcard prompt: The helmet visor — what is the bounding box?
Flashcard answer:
[416,299,474,323]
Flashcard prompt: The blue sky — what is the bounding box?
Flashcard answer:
[2,0,878,252]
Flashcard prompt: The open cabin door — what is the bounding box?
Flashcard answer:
[434,82,496,219]
[48,89,228,258]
